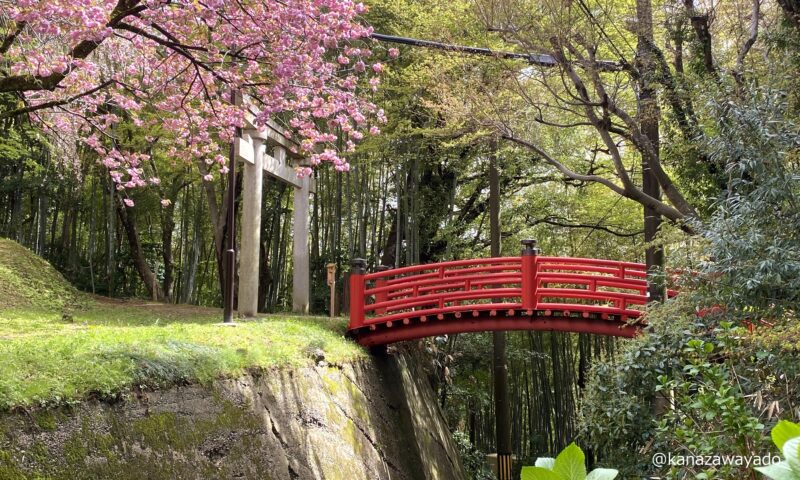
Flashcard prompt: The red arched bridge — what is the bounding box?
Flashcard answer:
[348,240,674,346]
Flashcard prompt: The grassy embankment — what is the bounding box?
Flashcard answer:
[0,238,365,410]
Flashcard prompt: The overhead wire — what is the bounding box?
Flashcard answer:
[370,32,621,72]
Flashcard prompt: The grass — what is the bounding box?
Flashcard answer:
[0,239,85,311]
[0,238,365,410]
[0,299,366,411]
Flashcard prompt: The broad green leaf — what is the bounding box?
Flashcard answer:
[782,437,800,473]
[585,468,618,480]
[772,421,800,451]
[535,457,556,470]
[754,461,797,480]
[553,443,587,480]
[520,466,562,480]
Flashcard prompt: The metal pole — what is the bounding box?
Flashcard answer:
[223,90,238,323]
[493,332,513,480]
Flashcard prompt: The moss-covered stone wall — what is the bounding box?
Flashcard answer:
[0,347,466,480]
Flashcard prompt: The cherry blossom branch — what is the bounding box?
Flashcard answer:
[0,0,146,93]
[0,79,113,119]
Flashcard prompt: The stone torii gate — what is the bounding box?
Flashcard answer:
[234,109,313,317]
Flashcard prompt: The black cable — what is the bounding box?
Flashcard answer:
[370,32,621,72]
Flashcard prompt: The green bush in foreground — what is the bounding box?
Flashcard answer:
[451,431,494,480]
[520,443,617,480]
[756,420,800,480]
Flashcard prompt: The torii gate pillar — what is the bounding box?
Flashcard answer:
[292,168,311,313]
[238,134,264,317]
[236,117,312,316]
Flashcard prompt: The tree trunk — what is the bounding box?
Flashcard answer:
[180,192,203,304]
[114,193,164,301]
[105,180,116,296]
[637,0,666,301]
[683,0,716,75]
[158,178,182,302]
[36,191,48,255]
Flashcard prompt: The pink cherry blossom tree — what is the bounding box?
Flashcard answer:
[0,0,386,203]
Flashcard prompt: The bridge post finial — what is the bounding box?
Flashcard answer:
[520,240,539,310]
[349,259,367,329]
[520,239,540,255]
[350,258,367,274]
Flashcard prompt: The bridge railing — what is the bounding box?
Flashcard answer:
[348,240,658,333]
[350,257,523,328]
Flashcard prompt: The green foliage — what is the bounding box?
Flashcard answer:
[756,421,800,480]
[656,327,766,479]
[578,295,699,476]
[580,292,800,478]
[520,443,617,480]
[696,87,800,319]
[451,431,494,480]
[580,85,800,477]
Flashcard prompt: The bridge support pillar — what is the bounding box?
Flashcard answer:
[349,259,367,328]
[521,239,539,310]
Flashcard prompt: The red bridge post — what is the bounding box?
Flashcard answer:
[349,259,367,328]
[521,239,539,311]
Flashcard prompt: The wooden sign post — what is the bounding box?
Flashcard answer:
[326,263,336,318]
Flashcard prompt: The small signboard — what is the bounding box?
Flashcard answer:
[326,263,336,287]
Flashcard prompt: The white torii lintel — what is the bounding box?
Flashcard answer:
[235,110,312,316]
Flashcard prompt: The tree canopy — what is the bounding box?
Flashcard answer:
[1,0,388,202]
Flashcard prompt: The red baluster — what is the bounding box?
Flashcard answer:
[375,265,390,315]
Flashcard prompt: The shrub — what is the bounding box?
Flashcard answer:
[756,420,800,480]
[520,443,617,480]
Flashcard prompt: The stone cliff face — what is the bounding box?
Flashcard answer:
[0,348,466,480]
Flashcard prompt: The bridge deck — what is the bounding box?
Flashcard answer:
[348,248,668,346]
